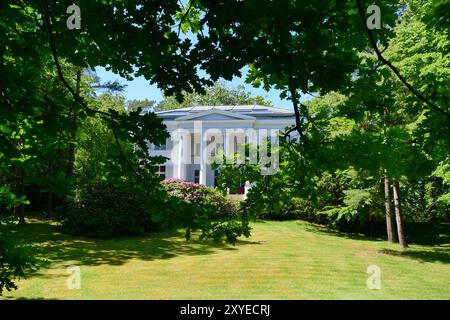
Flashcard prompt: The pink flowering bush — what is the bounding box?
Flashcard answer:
[161,179,238,217]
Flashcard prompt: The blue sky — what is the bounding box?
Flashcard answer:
[95,67,295,109]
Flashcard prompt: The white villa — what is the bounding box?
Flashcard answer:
[147,105,295,194]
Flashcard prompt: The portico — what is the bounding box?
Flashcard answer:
[147,105,296,192]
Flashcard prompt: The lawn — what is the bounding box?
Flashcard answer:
[1,219,449,300]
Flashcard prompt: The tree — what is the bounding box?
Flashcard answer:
[0,201,36,294]
[0,236,37,295]
[1,1,175,292]
[393,177,408,247]
[384,176,396,243]
[1,0,449,291]
[127,99,156,113]
[155,80,272,111]
[189,0,399,137]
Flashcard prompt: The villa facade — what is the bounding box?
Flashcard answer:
[147,105,295,193]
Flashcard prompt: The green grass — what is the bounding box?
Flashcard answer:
[1,219,449,300]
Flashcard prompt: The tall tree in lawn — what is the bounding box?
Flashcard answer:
[344,51,412,245]
[384,1,450,246]
[323,0,448,246]
[384,175,396,243]
[381,0,450,246]
[334,0,450,247]
[345,50,401,242]
[393,177,407,247]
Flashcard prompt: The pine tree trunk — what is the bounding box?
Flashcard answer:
[393,177,407,248]
[384,175,396,243]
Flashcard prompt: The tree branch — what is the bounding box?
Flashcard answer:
[355,0,450,119]
[177,0,195,37]
[42,2,139,177]
[43,7,110,119]
[285,81,306,140]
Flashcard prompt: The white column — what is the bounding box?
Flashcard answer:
[199,127,207,185]
[223,129,228,163]
[177,135,183,179]
[223,130,230,194]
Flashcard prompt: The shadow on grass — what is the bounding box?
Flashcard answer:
[379,247,450,264]
[2,221,260,269]
[303,223,386,243]
[303,221,450,246]
[302,221,450,264]
[2,296,58,300]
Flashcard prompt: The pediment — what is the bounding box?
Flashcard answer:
[175,109,256,121]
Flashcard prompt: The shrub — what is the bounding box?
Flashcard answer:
[58,179,249,244]
[157,179,248,244]
[0,217,38,295]
[161,179,239,218]
[254,197,326,222]
[57,181,158,238]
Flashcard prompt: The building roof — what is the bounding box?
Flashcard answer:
[150,105,294,119]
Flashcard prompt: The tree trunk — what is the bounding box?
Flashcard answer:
[47,190,53,218]
[18,170,25,225]
[393,177,407,248]
[67,70,81,178]
[384,175,396,243]
[67,142,76,178]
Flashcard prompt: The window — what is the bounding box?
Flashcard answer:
[194,169,200,184]
[156,165,166,178]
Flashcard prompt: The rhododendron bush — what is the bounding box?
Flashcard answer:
[155,179,250,244]
[162,179,238,217]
